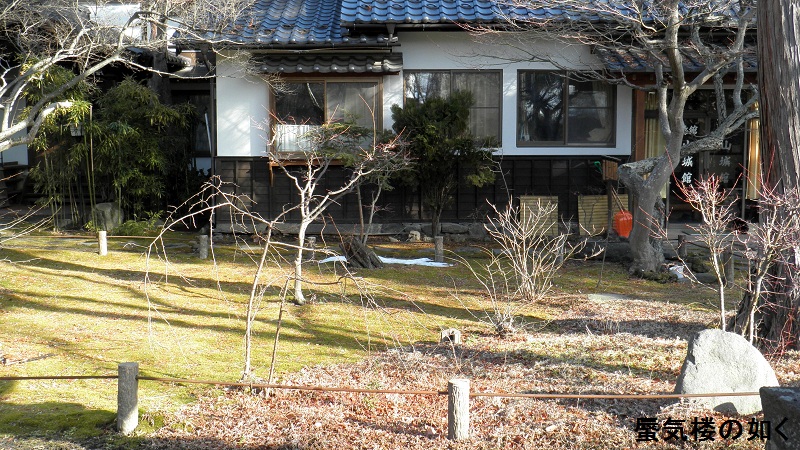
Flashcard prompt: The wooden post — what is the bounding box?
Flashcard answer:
[447,378,470,441]
[677,234,687,259]
[606,180,614,234]
[434,236,444,263]
[117,362,139,435]
[198,235,209,260]
[440,328,462,344]
[723,250,735,288]
[98,231,108,256]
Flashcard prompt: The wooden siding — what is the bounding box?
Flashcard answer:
[519,195,559,236]
[214,156,613,225]
[577,194,629,236]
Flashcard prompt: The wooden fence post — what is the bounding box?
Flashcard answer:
[117,362,139,434]
[198,235,209,260]
[434,236,444,263]
[98,231,108,256]
[447,378,470,441]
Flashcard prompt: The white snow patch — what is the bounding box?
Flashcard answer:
[319,255,452,267]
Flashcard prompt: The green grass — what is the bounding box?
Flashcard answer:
[0,232,726,444]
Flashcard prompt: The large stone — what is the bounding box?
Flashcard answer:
[381,223,405,234]
[760,387,800,450]
[446,233,468,243]
[403,223,422,233]
[675,329,779,415]
[421,223,440,236]
[467,223,488,240]
[91,202,124,231]
[441,222,469,234]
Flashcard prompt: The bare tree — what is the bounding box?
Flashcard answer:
[732,186,800,345]
[0,0,255,154]
[482,0,757,273]
[266,119,408,305]
[678,175,738,331]
[455,198,591,335]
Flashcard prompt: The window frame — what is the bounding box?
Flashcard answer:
[516,70,617,148]
[402,69,503,145]
[271,77,384,155]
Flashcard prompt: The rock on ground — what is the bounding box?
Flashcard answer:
[91,202,123,231]
[675,329,779,415]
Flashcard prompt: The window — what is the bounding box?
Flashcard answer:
[517,71,615,146]
[274,80,380,152]
[404,70,502,144]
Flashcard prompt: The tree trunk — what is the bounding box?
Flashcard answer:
[293,221,309,305]
[340,236,383,269]
[732,0,800,351]
[626,187,664,273]
[620,147,682,273]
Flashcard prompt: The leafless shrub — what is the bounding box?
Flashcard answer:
[486,199,587,304]
[734,185,800,344]
[455,198,594,336]
[678,175,738,330]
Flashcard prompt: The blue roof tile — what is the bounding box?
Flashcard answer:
[225,0,748,47]
[227,0,352,46]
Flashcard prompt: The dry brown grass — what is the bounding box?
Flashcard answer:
[142,291,800,449]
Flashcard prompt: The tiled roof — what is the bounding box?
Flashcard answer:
[340,0,499,24]
[224,0,748,46]
[339,0,638,25]
[225,0,391,46]
[225,0,614,45]
[596,46,758,72]
[252,53,403,73]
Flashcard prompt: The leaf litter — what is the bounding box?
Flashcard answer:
[142,293,800,449]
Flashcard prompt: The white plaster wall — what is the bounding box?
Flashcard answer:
[2,144,27,166]
[2,96,28,165]
[215,53,269,157]
[215,33,632,158]
[393,31,632,157]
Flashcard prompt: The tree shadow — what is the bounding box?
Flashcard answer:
[538,317,709,341]
[0,396,325,449]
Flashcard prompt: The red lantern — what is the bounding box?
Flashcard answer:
[613,210,633,238]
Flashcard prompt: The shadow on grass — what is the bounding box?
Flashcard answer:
[538,317,709,341]
[0,401,116,442]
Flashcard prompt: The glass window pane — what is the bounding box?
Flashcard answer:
[567,78,614,144]
[568,79,613,107]
[404,72,450,102]
[453,72,501,107]
[275,82,325,125]
[327,82,378,130]
[517,72,564,143]
[469,108,500,143]
[274,82,324,152]
[567,108,614,144]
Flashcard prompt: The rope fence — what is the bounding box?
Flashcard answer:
[0,363,766,441]
[0,374,761,399]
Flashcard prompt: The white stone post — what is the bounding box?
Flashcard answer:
[117,362,139,434]
[434,236,444,263]
[198,235,209,260]
[98,231,108,256]
[447,378,470,440]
